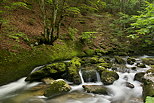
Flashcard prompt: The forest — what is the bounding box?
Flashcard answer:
[0,0,154,103]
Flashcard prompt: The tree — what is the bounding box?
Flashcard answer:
[38,0,80,45]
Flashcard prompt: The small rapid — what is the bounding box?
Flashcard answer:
[0,56,153,103]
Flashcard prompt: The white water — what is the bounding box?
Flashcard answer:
[0,77,40,100]
[0,56,152,103]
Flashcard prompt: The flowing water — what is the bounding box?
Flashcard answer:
[0,56,153,103]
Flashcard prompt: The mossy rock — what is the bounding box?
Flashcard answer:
[142,58,154,65]
[84,49,95,56]
[97,63,111,69]
[143,79,154,100]
[44,79,71,97]
[127,57,136,65]
[67,65,81,84]
[69,57,82,68]
[26,62,67,82]
[101,70,119,85]
[96,66,107,74]
[82,85,108,95]
[136,63,146,68]
[134,72,145,82]
[114,56,126,64]
[26,69,49,82]
[45,62,67,73]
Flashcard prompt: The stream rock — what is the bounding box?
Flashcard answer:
[125,82,134,88]
[81,67,98,83]
[114,56,126,64]
[127,57,136,65]
[142,58,154,65]
[82,85,108,94]
[134,72,145,82]
[136,63,146,68]
[101,70,119,85]
[44,79,71,97]
[25,62,67,82]
[66,57,82,84]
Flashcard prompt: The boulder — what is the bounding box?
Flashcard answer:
[66,57,82,84]
[125,82,134,88]
[101,70,119,85]
[142,58,154,65]
[134,72,145,82]
[44,79,71,97]
[114,56,126,64]
[136,63,146,68]
[82,85,108,95]
[143,79,154,100]
[67,65,81,84]
[127,57,136,65]
[26,62,67,82]
[81,68,98,83]
[97,63,111,69]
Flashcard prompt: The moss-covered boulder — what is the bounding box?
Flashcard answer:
[67,57,82,84]
[101,70,119,85]
[96,66,107,73]
[26,62,67,82]
[114,56,126,64]
[44,79,71,97]
[82,85,108,94]
[136,63,146,68]
[134,72,145,82]
[69,57,82,68]
[67,66,81,84]
[97,63,111,69]
[142,58,154,65]
[127,57,136,65]
[145,96,154,103]
[143,79,154,101]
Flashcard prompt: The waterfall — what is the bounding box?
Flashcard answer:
[79,69,84,84]
[78,69,102,85]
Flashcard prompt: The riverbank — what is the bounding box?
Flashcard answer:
[0,40,86,86]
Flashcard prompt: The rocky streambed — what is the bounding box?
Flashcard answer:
[0,55,154,103]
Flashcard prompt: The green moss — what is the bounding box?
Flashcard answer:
[84,49,95,56]
[44,79,71,97]
[101,70,119,85]
[114,56,125,64]
[69,57,82,68]
[0,41,84,85]
[97,63,111,68]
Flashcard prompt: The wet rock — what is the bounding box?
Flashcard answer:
[114,56,126,64]
[101,70,119,85]
[44,79,71,97]
[97,63,112,69]
[67,57,82,84]
[67,65,81,85]
[81,68,98,82]
[136,63,146,68]
[82,85,108,94]
[41,78,54,84]
[131,67,137,70]
[134,72,145,82]
[127,57,136,65]
[26,62,67,82]
[142,58,154,65]
[143,79,154,100]
[125,82,134,88]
